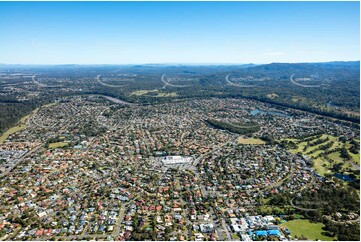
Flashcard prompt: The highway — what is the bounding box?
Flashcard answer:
[32,75,62,88]
[290,73,321,88]
[161,74,193,88]
[225,73,255,87]
[96,74,128,88]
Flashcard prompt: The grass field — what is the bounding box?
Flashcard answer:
[232,233,239,240]
[313,157,331,176]
[43,103,57,108]
[131,89,158,96]
[259,205,286,214]
[48,142,69,149]
[0,124,27,143]
[266,93,279,99]
[349,152,360,165]
[281,219,334,241]
[328,152,343,162]
[345,141,360,165]
[237,137,265,145]
[156,92,178,97]
[130,89,178,97]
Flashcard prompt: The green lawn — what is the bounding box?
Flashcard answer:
[237,137,265,145]
[313,157,332,176]
[48,142,69,149]
[259,205,286,214]
[130,90,178,97]
[345,141,360,165]
[281,219,334,241]
[156,92,178,97]
[328,152,343,162]
[349,152,360,165]
[130,89,158,96]
[232,233,240,240]
[266,93,279,99]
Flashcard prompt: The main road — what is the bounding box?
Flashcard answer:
[290,73,321,88]
[225,73,255,87]
[161,74,192,88]
[96,74,128,88]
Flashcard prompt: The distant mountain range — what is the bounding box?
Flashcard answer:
[0,61,358,69]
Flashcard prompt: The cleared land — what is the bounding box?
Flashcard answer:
[266,93,279,99]
[237,137,265,145]
[156,92,178,97]
[48,142,69,149]
[0,124,27,143]
[131,89,159,96]
[282,219,334,241]
[130,89,178,97]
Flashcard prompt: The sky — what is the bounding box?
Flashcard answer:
[0,1,359,64]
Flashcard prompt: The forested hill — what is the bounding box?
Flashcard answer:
[245,61,359,73]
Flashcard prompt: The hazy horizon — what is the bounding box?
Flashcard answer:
[0,60,360,66]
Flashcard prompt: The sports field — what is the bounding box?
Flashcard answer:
[48,142,69,149]
[282,219,334,241]
[237,137,265,145]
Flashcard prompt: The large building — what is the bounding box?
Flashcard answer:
[161,156,192,165]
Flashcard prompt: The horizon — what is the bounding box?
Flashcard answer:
[0,1,360,64]
[0,60,360,66]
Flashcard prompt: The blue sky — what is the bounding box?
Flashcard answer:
[0,1,359,64]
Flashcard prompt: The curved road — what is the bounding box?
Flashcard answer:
[225,74,255,87]
[96,74,128,88]
[290,74,322,88]
[32,75,62,88]
[161,74,193,88]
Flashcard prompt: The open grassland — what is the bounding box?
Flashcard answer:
[259,205,288,214]
[232,233,239,240]
[0,124,27,143]
[131,89,158,96]
[266,93,279,99]
[156,92,178,97]
[48,142,69,149]
[346,141,360,165]
[313,157,330,176]
[281,219,334,241]
[237,137,265,145]
[349,152,360,165]
[131,89,178,97]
